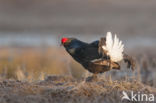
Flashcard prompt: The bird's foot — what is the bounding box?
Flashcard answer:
[85,74,98,82]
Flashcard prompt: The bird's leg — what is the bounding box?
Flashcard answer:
[85,73,98,82]
[93,73,97,79]
[108,60,112,70]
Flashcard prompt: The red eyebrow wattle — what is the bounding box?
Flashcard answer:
[61,38,68,43]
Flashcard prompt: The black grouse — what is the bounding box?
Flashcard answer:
[61,32,135,75]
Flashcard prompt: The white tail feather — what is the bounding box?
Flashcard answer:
[102,32,124,62]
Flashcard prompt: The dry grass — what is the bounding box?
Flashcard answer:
[0,75,155,103]
[0,47,155,85]
[0,47,155,103]
[0,47,85,81]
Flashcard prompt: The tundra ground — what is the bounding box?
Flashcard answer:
[0,47,155,103]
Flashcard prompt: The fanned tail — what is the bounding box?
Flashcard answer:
[102,32,124,62]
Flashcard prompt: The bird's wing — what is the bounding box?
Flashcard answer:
[102,32,124,62]
[90,58,120,71]
[72,42,101,64]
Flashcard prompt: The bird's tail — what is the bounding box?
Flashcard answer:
[102,32,124,62]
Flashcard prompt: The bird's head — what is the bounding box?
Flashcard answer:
[61,37,68,45]
[61,37,74,46]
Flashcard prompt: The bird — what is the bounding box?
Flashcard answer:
[61,32,135,79]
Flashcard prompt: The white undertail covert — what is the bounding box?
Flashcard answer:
[102,32,124,62]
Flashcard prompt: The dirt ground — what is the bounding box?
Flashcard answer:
[0,75,155,103]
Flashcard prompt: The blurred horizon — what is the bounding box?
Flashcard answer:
[0,0,156,38]
[0,0,156,48]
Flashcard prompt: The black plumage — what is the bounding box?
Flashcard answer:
[62,38,124,74]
